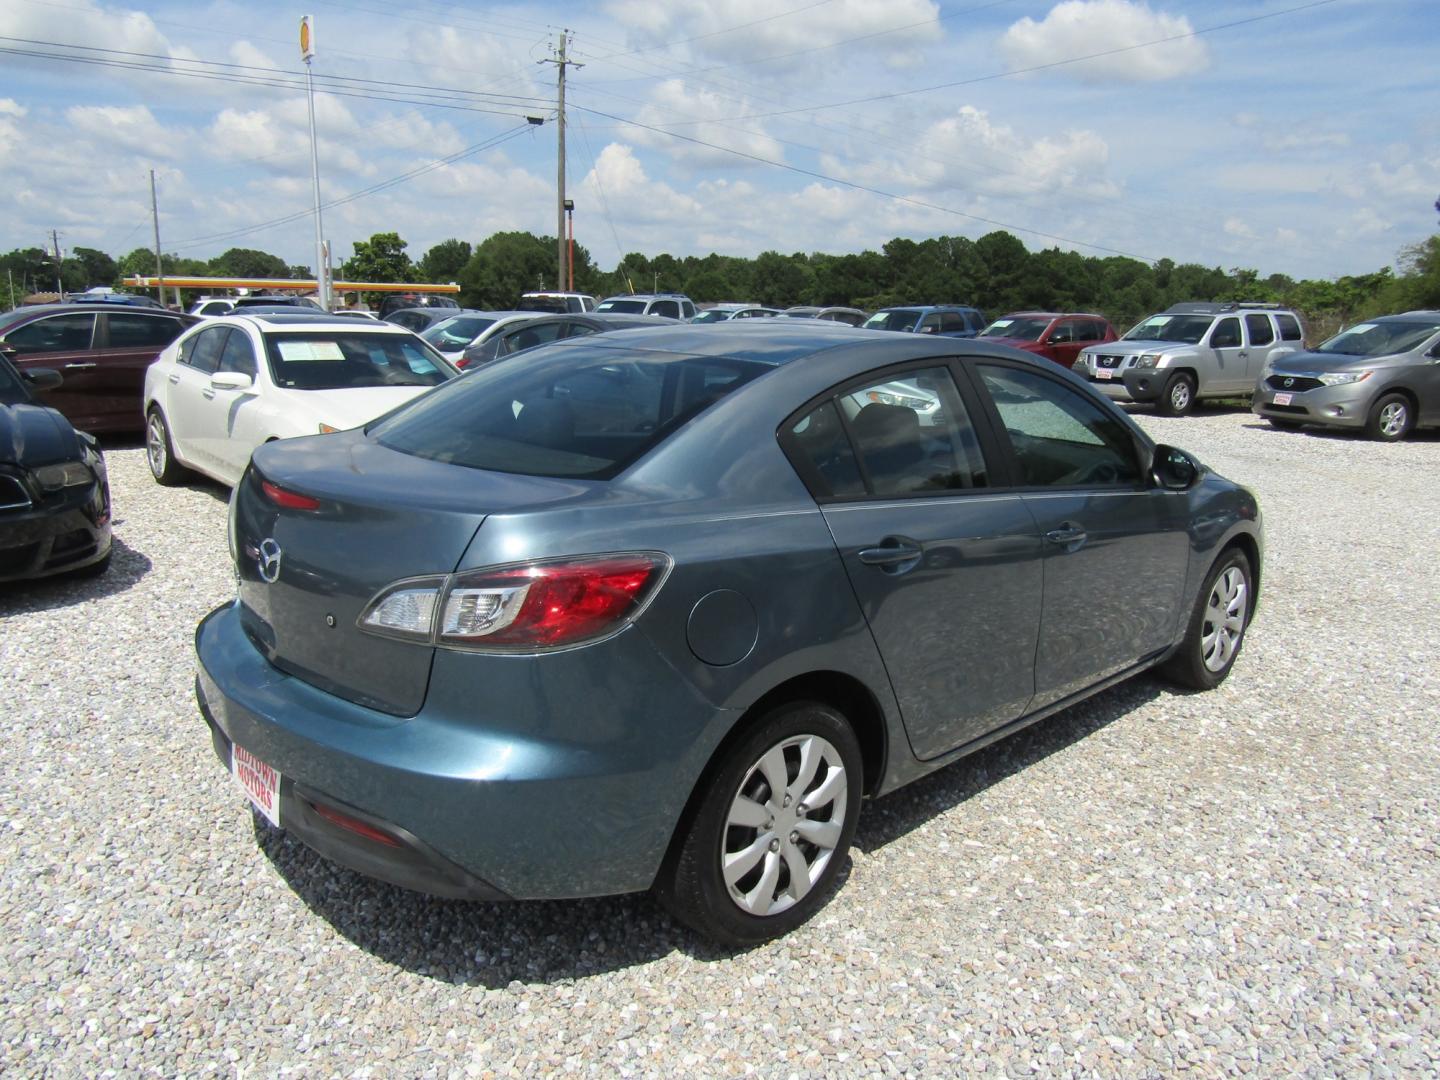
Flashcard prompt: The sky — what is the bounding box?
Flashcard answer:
[0,0,1436,283]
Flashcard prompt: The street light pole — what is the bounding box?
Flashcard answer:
[301,15,331,310]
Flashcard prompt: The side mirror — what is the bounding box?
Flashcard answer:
[1153,444,1200,490]
[24,367,63,392]
[211,371,254,392]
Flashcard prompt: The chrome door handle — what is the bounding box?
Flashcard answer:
[1044,525,1087,546]
[858,539,923,566]
[64,362,97,370]
[168,374,180,384]
[202,389,216,400]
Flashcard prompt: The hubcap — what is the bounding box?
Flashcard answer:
[721,734,848,917]
[1171,380,1191,410]
[1200,566,1247,672]
[146,415,167,476]
[1379,402,1407,437]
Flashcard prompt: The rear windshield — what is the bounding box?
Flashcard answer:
[423,316,497,349]
[980,317,1050,341]
[1317,320,1440,357]
[1123,314,1214,343]
[263,332,454,390]
[863,310,921,332]
[596,299,646,314]
[371,340,769,479]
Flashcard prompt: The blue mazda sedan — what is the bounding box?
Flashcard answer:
[195,321,1261,945]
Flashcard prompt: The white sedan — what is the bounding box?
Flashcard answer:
[143,313,457,487]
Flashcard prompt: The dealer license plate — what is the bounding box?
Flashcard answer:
[1272,392,1293,406]
[232,742,281,827]
[1095,369,1113,380]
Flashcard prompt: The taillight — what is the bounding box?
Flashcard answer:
[358,553,670,652]
[261,479,321,511]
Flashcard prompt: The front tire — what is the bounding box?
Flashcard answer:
[1364,393,1412,442]
[1161,548,1253,691]
[146,407,188,486]
[657,701,862,947]
[1157,372,1197,416]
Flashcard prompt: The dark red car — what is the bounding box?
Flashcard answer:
[0,304,198,433]
[978,312,1117,368]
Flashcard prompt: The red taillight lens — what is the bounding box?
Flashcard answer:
[309,802,402,847]
[261,480,320,511]
[440,553,669,650]
[454,358,471,369]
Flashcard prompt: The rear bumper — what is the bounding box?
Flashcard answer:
[194,601,738,900]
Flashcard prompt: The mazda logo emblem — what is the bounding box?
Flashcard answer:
[1283,377,1294,388]
[257,538,283,583]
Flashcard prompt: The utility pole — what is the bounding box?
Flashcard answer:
[49,229,64,296]
[301,15,331,310]
[542,31,582,292]
[149,170,168,307]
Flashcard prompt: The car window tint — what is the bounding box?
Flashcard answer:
[108,313,183,349]
[919,313,944,334]
[5,313,95,353]
[841,367,986,495]
[940,312,967,333]
[182,326,229,374]
[564,323,599,339]
[1210,318,1241,349]
[1076,320,1103,342]
[1276,314,1303,342]
[372,345,767,480]
[1245,314,1275,346]
[507,322,567,354]
[787,401,865,497]
[650,301,680,319]
[218,329,258,377]
[977,365,1140,488]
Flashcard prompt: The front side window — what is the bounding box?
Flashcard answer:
[863,309,922,332]
[980,317,1049,341]
[977,365,1140,488]
[181,326,229,374]
[1209,318,1241,349]
[265,333,453,390]
[649,300,680,319]
[1075,319,1105,342]
[107,313,184,349]
[4,313,96,353]
[373,343,768,479]
[502,321,568,355]
[1245,314,1275,346]
[218,330,258,377]
[919,313,945,334]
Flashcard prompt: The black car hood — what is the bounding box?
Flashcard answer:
[0,402,81,469]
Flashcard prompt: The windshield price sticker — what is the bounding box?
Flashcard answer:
[232,743,281,827]
[277,340,346,362]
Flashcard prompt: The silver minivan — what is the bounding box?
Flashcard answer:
[1251,311,1440,441]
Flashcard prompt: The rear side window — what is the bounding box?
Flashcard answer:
[108,313,183,348]
[372,343,768,479]
[1276,314,1303,341]
[1245,314,1275,346]
[977,365,1139,488]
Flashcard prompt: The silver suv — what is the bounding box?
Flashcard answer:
[595,293,696,320]
[1074,303,1305,415]
[1252,311,1440,441]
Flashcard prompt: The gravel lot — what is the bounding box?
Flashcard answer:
[2,407,1437,1077]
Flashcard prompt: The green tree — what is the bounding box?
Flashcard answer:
[750,251,813,307]
[209,247,290,279]
[71,247,118,288]
[340,232,416,285]
[458,231,556,308]
[417,239,471,283]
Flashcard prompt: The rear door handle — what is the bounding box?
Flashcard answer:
[858,539,923,566]
[64,362,97,370]
[168,374,180,384]
[1044,525,1087,547]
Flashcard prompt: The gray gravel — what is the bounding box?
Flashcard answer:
[1,408,1437,1077]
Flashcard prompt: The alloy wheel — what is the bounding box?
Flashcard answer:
[722,734,848,917]
[1201,566,1247,672]
[1378,401,1408,438]
[146,413,168,478]
[1170,379,1192,412]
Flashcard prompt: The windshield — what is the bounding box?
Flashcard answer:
[263,332,455,390]
[1317,320,1440,357]
[979,317,1050,341]
[596,299,646,314]
[691,310,732,323]
[1123,314,1214,344]
[862,310,922,332]
[371,340,769,480]
[422,316,497,349]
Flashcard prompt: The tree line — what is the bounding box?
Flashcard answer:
[4,229,1437,343]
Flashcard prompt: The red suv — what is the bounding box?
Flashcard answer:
[978,312,1117,368]
[0,305,198,433]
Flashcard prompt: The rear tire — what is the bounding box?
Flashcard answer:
[1157,372,1197,416]
[656,701,862,948]
[1161,548,1253,691]
[1364,393,1412,442]
[145,407,188,486]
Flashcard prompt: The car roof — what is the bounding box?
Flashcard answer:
[6,303,184,316]
[228,313,413,332]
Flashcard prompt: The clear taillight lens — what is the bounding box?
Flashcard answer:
[357,554,669,652]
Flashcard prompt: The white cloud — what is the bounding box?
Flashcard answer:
[66,105,182,159]
[999,0,1209,83]
[626,80,785,168]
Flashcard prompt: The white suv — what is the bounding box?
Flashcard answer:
[1075,302,1305,415]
